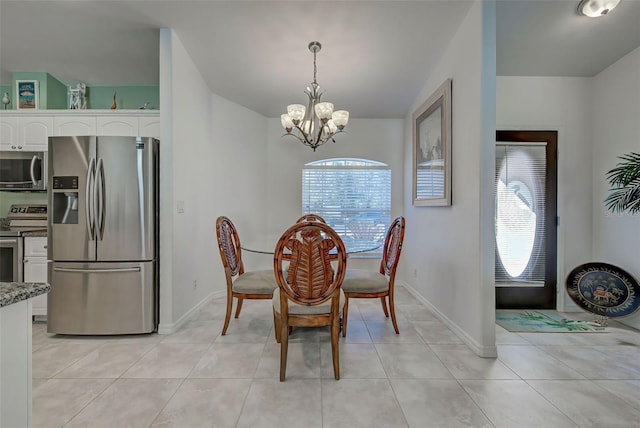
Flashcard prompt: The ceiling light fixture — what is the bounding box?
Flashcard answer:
[577,0,621,17]
[280,41,349,151]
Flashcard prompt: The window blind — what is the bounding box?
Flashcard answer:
[302,161,391,253]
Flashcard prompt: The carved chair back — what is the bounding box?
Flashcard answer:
[295,213,327,223]
[216,216,245,278]
[380,216,406,278]
[274,221,346,306]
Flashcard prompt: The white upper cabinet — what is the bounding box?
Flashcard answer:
[98,115,159,137]
[98,116,138,136]
[0,115,52,151]
[138,116,160,139]
[53,115,97,136]
[20,116,53,150]
[0,116,18,150]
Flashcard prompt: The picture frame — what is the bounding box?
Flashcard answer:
[16,80,39,110]
[412,78,452,206]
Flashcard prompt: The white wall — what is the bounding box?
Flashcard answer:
[496,76,594,312]
[158,29,175,332]
[158,30,268,332]
[401,1,497,357]
[210,94,268,272]
[592,47,640,329]
[159,29,215,331]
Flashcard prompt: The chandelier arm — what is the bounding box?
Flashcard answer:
[283,132,320,151]
[315,122,326,145]
[282,133,307,145]
[328,130,345,141]
[293,123,315,146]
[283,132,330,151]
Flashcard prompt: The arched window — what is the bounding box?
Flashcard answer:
[302,158,391,253]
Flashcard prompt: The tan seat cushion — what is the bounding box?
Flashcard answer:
[272,288,345,315]
[232,270,277,294]
[342,269,389,293]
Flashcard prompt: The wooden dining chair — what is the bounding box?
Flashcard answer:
[272,221,347,381]
[296,213,326,223]
[341,216,405,336]
[216,216,277,335]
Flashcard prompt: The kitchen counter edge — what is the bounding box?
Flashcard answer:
[0,282,50,308]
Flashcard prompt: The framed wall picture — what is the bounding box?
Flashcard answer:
[412,78,452,206]
[16,80,39,110]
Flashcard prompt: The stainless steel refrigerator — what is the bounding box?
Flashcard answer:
[47,136,159,335]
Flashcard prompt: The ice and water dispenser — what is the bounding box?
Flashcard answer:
[51,176,79,224]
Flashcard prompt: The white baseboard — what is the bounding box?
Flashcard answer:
[399,281,498,358]
[157,289,225,335]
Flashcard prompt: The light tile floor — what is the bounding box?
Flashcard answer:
[32,286,640,427]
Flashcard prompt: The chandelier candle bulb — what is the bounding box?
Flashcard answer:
[280,41,349,151]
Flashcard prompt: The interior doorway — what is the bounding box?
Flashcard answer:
[495,130,557,309]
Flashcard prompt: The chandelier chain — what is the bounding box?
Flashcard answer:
[313,49,318,85]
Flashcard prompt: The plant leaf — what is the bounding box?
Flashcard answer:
[604,152,640,214]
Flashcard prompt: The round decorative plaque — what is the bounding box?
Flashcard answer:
[566,262,640,318]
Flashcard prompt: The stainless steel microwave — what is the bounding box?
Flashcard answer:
[0,151,47,191]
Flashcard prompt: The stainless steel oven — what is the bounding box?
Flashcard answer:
[0,234,23,282]
[0,151,47,191]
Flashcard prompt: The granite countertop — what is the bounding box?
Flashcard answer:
[21,230,48,237]
[0,282,50,308]
[0,218,48,237]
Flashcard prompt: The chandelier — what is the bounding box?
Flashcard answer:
[280,41,349,151]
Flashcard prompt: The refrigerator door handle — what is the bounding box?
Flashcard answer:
[85,157,96,240]
[96,157,105,240]
[53,267,141,274]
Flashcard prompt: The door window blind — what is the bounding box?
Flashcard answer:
[495,143,546,284]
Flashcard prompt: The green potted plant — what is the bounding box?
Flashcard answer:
[604,152,640,214]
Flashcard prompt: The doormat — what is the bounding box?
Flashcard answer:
[496,310,606,333]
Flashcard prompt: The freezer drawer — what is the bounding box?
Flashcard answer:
[47,261,156,335]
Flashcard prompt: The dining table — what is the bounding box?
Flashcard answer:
[241,234,381,255]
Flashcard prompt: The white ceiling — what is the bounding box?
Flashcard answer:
[1,0,639,118]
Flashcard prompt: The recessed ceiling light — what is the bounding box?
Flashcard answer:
[577,0,621,17]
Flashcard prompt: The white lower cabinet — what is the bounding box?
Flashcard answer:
[23,237,48,316]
